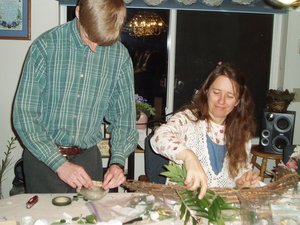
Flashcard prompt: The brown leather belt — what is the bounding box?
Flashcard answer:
[59,146,83,156]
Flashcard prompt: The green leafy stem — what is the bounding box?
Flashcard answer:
[0,137,17,198]
[161,164,239,225]
[51,214,97,224]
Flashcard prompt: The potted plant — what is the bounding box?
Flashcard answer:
[266,89,295,112]
[135,95,155,129]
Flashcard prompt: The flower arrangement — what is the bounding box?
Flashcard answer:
[266,89,295,103]
[283,145,300,172]
[266,89,295,112]
[135,94,155,120]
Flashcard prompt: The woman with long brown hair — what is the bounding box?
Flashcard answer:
[150,62,261,199]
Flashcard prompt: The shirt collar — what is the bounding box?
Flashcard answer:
[70,18,85,48]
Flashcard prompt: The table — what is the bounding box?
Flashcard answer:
[0,194,90,224]
[0,193,183,225]
[3,192,296,225]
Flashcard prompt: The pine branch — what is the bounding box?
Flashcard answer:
[0,137,17,197]
[160,164,186,186]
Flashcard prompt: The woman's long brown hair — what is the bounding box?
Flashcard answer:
[181,62,256,177]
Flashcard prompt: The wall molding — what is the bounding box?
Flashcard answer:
[57,0,287,14]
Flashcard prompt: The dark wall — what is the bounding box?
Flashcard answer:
[174,11,273,134]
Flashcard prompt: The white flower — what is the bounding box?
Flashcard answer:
[290,145,300,160]
[150,211,160,221]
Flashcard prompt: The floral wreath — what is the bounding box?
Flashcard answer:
[280,145,300,172]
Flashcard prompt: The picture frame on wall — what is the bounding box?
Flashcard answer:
[0,0,31,40]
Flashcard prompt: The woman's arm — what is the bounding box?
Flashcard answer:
[150,111,208,199]
[176,149,208,199]
[235,141,262,188]
[236,170,262,188]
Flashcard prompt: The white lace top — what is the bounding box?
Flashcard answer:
[150,109,252,188]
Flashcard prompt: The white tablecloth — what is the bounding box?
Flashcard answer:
[0,193,89,224]
[0,193,183,225]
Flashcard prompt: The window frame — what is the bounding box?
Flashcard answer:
[59,5,288,139]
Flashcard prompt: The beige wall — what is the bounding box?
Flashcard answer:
[284,10,300,145]
[0,1,299,198]
[0,0,59,198]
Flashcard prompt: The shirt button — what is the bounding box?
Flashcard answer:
[77,94,80,98]
[80,74,84,78]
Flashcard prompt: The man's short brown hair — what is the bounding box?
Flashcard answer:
[78,0,126,46]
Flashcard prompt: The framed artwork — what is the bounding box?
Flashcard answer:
[0,0,31,40]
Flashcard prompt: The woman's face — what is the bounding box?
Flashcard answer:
[207,75,239,125]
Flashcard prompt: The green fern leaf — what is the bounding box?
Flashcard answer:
[183,210,190,225]
[161,164,239,225]
[179,203,186,219]
[160,171,174,178]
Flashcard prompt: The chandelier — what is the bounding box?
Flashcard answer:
[124,11,167,37]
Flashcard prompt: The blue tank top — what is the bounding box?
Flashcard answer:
[206,134,226,175]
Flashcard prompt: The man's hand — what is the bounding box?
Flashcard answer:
[56,161,93,189]
[176,149,208,199]
[101,164,126,190]
[236,171,262,188]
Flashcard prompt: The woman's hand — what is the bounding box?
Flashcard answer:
[176,149,208,199]
[236,171,262,188]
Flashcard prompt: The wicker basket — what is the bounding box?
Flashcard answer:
[267,100,289,112]
[238,173,299,204]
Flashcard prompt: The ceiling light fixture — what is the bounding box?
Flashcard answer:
[266,0,300,8]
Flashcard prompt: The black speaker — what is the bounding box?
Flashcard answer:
[260,110,296,154]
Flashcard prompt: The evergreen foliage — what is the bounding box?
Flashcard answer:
[161,164,239,225]
[0,137,17,198]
